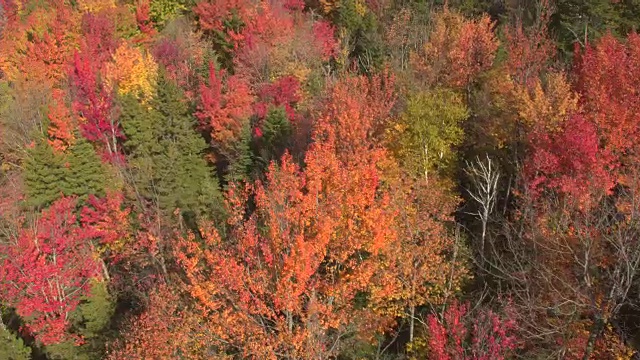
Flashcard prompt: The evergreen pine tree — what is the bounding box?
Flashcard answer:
[43,281,115,360]
[257,106,292,166]
[262,107,291,157]
[0,324,31,360]
[118,93,161,204]
[24,141,68,209]
[24,136,106,209]
[63,136,106,202]
[119,73,224,221]
[119,94,159,160]
[153,73,224,221]
[551,0,640,58]
[225,122,254,184]
[337,0,383,74]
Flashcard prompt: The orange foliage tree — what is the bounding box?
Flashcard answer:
[513,72,578,132]
[176,73,463,357]
[380,177,466,343]
[411,9,498,90]
[106,284,209,359]
[176,75,409,358]
[0,0,80,86]
[46,89,75,152]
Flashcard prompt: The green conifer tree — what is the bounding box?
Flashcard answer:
[44,281,115,360]
[24,136,106,209]
[551,0,640,58]
[119,73,224,222]
[23,141,68,209]
[63,136,106,202]
[225,122,254,184]
[154,73,224,220]
[0,323,31,360]
[337,0,384,74]
[257,106,292,166]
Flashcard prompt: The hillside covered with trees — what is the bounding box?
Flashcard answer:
[2,0,640,358]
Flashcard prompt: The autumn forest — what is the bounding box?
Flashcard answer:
[2,0,640,358]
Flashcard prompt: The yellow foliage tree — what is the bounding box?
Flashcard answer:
[319,0,339,15]
[387,88,468,183]
[105,42,158,102]
[513,72,579,132]
[77,0,116,13]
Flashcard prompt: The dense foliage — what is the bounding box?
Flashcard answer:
[1,0,640,359]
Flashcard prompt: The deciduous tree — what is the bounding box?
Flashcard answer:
[0,197,102,345]
[176,75,402,358]
[106,284,207,360]
[380,176,466,343]
[388,88,468,183]
[503,0,554,88]
[195,62,253,156]
[425,302,519,360]
[0,1,80,86]
[105,42,158,102]
[524,114,614,206]
[69,53,120,158]
[575,32,640,165]
[46,89,75,153]
[411,9,499,89]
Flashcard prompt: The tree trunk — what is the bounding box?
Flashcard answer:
[409,305,416,343]
[423,144,429,185]
[287,310,293,332]
[100,258,110,281]
[582,316,604,360]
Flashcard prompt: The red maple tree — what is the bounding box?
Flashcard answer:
[503,0,554,87]
[196,62,253,154]
[575,32,640,164]
[427,302,519,360]
[0,197,102,345]
[69,52,121,159]
[525,114,615,206]
[254,75,301,122]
